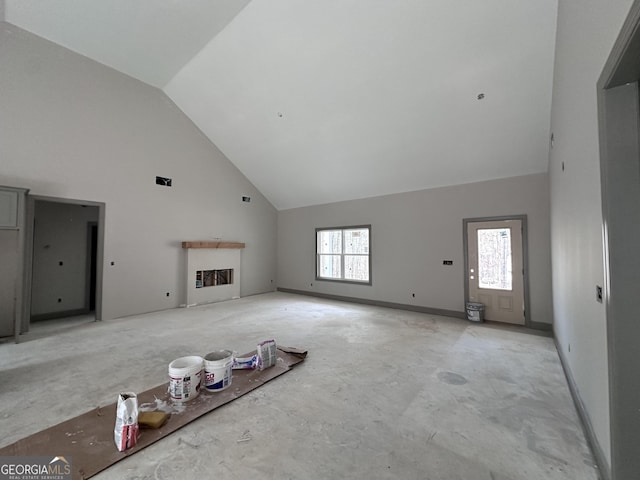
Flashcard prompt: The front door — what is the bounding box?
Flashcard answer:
[466,219,525,325]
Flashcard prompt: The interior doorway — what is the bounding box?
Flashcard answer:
[23,196,105,333]
[464,215,529,325]
[597,2,640,476]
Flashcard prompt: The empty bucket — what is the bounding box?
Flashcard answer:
[168,356,203,402]
[204,350,233,392]
[466,302,485,322]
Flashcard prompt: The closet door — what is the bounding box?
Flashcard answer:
[0,187,28,338]
[0,229,19,336]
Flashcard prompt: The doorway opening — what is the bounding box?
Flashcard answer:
[597,1,640,476]
[463,215,529,326]
[23,196,105,334]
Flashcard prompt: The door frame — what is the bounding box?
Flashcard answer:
[463,214,532,328]
[597,1,640,477]
[22,195,106,335]
[86,222,98,312]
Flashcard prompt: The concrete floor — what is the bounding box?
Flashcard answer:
[0,292,600,480]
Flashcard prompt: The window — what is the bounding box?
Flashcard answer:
[316,225,371,284]
[477,228,512,290]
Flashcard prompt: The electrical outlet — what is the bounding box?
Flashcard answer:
[596,285,603,303]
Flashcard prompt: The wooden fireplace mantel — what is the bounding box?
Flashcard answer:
[182,241,245,249]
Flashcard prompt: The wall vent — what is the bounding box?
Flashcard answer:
[156,176,172,187]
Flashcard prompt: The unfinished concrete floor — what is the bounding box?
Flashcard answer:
[0,292,599,480]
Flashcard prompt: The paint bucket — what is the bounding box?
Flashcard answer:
[203,350,234,392]
[168,356,203,402]
[466,302,485,322]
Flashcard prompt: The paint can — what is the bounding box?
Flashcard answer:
[466,302,485,322]
[168,356,203,401]
[203,350,234,392]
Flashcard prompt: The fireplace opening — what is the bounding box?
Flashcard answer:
[196,269,234,288]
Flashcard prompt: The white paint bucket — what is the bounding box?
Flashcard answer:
[168,356,203,402]
[203,350,234,392]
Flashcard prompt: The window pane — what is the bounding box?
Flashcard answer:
[318,254,341,279]
[477,228,512,290]
[344,255,369,281]
[318,230,342,254]
[344,228,369,254]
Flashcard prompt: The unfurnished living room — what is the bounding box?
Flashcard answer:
[1,1,639,479]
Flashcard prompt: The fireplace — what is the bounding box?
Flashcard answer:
[196,269,234,288]
[182,241,244,307]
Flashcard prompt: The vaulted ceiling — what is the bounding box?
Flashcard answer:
[3,0,558,210]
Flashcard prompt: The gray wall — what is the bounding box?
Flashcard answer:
[278,173,552,324]
[549,0,635,468]
[31,201,98,317]
[0,22,278,320]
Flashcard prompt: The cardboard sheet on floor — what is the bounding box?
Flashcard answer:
[0,347,307,480]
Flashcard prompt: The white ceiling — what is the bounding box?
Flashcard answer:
[4,0,559,210]
[3,0,252,88]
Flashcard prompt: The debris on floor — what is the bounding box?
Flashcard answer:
[236,430,252,443]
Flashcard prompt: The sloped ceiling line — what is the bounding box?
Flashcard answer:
[5,0,559,210]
